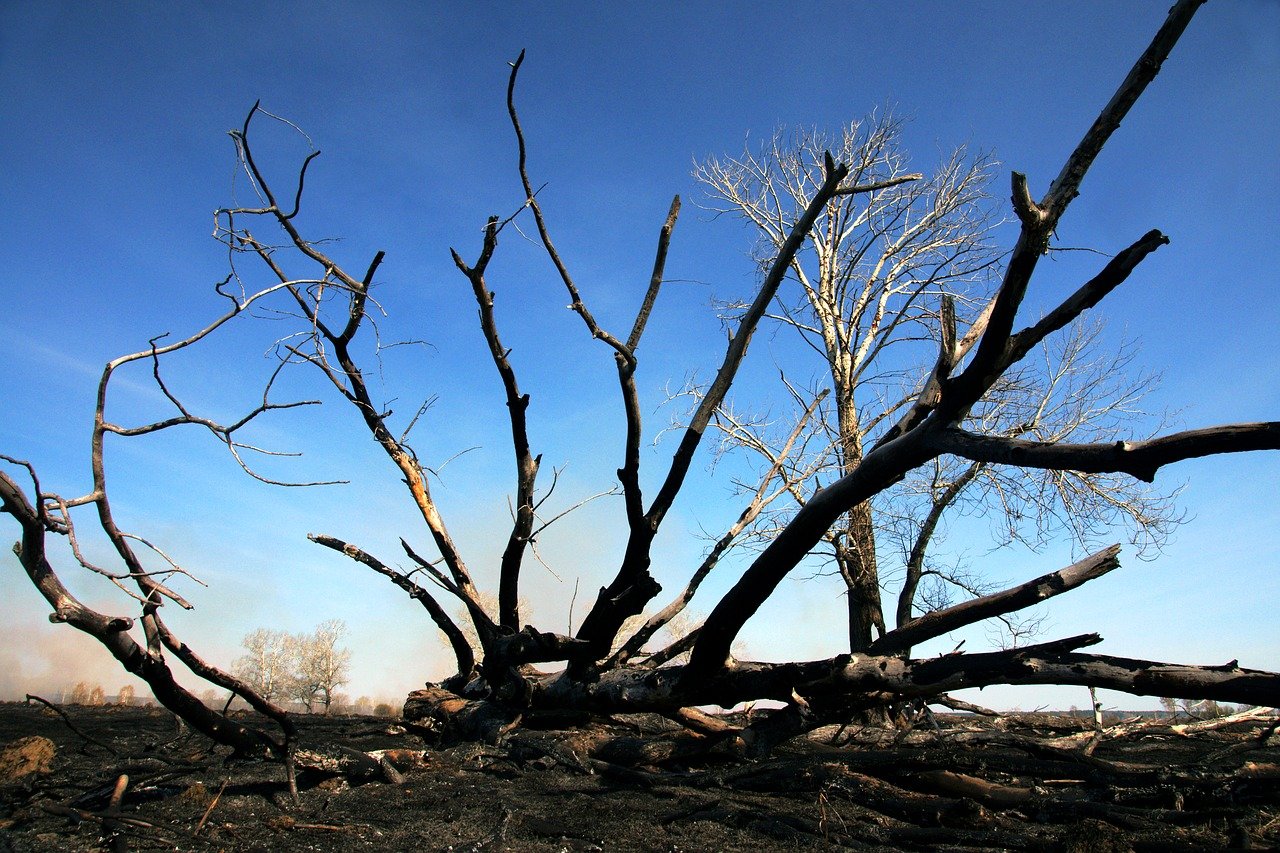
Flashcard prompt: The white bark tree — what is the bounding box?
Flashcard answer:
[694,115,1000,651]
[232,628,293,705]
[695,118,1181,655]
[292,620,352,715]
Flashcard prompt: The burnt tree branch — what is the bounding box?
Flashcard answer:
[309,533,477,679]
[576,153,852,662]
[931,423,1280,483]
[452,218,542,632]
[1,469,284,757]
[536,634,1280,713]
[873,545,1122,656]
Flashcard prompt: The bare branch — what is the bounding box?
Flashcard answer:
[452,217,541,631]
[832,172,924,196]
[309,534,476,679]
[931,422,1280,483]
[0,469,284,756]
[627,195,682,351]
[505,50,633,362]
[575,152,852,660]
[872,545,1122,656]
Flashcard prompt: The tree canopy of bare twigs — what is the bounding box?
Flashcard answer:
[693,114,1185,660]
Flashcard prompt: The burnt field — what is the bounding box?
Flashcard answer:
[1,701,1277,851]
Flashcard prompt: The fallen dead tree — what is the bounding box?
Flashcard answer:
[2,0,1278,773]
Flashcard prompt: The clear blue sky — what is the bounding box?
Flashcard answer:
[1,2,1276,710]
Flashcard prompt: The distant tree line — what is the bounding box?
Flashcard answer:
[53,678,403,718]
[60,682,136,706]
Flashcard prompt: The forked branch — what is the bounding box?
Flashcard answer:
[310,533,477,680]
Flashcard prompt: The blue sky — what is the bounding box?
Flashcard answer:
[1,1,1277,711]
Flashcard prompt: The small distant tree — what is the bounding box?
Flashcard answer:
[373,702,395,718]
[1183,698,1238,719]
[353,696,374,716]
[87,684,105,706]
[283,644,319,712]
[67,682,90,705]
[232,628,292,704]
[116,684,135,706]
[271,620,353,714]
[293,620,352,715]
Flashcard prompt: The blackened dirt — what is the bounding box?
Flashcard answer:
[1,702,1277,851]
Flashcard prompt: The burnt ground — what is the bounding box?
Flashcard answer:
[0,701,1277,852]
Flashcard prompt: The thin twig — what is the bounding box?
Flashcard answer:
[25,694,120,756]
[194,779,228,835]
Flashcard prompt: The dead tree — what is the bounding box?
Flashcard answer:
[3,0,1278,759]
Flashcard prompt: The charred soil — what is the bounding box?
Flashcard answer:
[1,701,1277,851]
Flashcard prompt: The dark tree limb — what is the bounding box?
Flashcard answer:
[942,228,1170,420]
[309,533,477,679]
[507,55,698,661]
[579,153,852,662]
[404,686,522,744]
[685,425,934,683]
[873,544,1122,656]
[939,0,1204,421]
[895,457,984,632]
[27,274,304,736]
[489,625,595,666]
[451,218,541,632]
[617,195,682,538]
[931,423,1280,483]
[627,195,681,352]
[400,537,463,597]
[1039,0,1207,223]
[832,172,924,196]
[606,387,828,669]
[222,113,487,634]
[505,50,632,362]
[641,627,699,670]
[1,469,283,757]
[540,635,1280,714]
[24,694,120,755]
[1004,228,1169,365]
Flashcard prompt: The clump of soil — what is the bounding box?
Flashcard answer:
[0,701,1276,851]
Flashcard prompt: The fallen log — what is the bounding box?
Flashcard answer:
[531,635,1280,716]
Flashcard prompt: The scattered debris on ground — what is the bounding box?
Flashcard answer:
[0,701,1276,851]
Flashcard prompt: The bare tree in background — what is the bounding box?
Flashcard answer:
[695,121,1181,655]
[2,0,1277,767]
[236,622,351,713]
[233,628,293,705]
[293,620,352,715]
[694,118,996,653]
